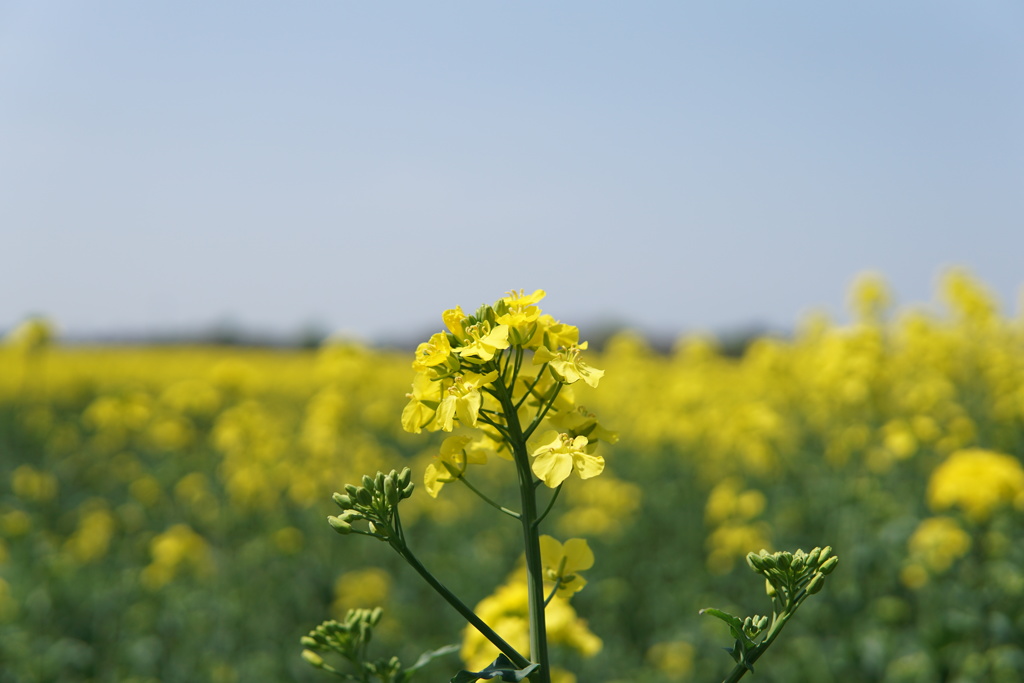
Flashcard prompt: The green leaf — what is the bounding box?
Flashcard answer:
[450,655,539,683]
[700,607,759,668]
[399,644,460,682]
[699,608,745,633]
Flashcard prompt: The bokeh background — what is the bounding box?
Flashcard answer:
[3,3,1024,683]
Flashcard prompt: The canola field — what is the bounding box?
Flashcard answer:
[2,271,1024,682]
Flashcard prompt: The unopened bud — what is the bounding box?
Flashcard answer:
[399,467,412,489]
[765,578,777,598]
[746,552,766,572]
[355,487,372,506]
[817,546,832,565]
[332,492,352,508]
[362,475,375,491]
[806,572,825,594]
[386,477,399,506]
[327,516,353,534]
[819,556,839,575]
[302,650,325,667]
[776,553,791,571]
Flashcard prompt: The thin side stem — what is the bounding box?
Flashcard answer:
[393,541,531,671]
[534,483,563,527]
[459,476,521,519]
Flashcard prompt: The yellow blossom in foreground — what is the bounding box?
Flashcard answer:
[532,315,579,350]
[460,570,601,672]
[927,448,1024,522]
[412,331,455,375]
[443,306,469,339]
[534,343,604,388]
[436,371,498,431]
[401,371,444,434]
[530,431,604,488]
[496,289,546,328]
[424,435,488,497]
[456,322,510,362]
[539,535,594,598]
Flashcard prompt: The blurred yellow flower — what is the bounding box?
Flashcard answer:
[332,567,391,615]
[141,523,213,589]
[647,640,696,680]
[927,448,1024,522]
[11,466,58,503]
[902,516,972,589]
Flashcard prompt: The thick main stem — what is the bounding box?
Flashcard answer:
[494,376,552,683]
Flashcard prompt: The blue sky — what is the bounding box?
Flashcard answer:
[3,1,1023,343]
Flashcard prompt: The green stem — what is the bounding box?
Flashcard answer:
[523,382,561,442]
[514,362,550,411]
[534,483,563,527]
[493,376,551,683]
[459,475,521,519]
[720,607,797,683]
[393,541,531,670]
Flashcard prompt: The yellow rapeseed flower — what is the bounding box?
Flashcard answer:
[539,535,594,598]
[436,371,498,431]
[455,322,510,362]
[424,435,488,497]
[530,431,604,488]
[534,344,604,389]
[901,516,973,589]
[412,332,456,375]
[401,371,444,434]
[495,289,546,328]
[927,448,1024,522]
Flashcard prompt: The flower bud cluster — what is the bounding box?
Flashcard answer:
[740,614,770,640]
[746,546,838,605]
[301,608,408,681]
[328,468,414,541]
[301,607,384,664]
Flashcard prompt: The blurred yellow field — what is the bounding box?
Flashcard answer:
[3,271,1024,682]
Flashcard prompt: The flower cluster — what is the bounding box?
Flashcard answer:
[402,290,614,490]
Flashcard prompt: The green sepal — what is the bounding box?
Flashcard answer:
[450,654,539,683]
